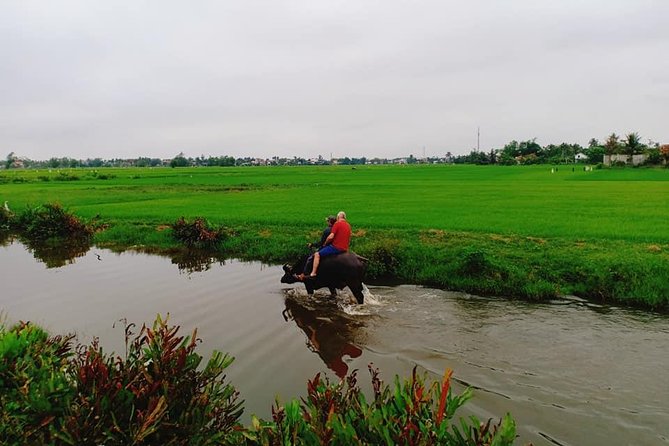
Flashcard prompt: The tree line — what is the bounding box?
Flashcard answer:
[4,132,668,169]
[454,132,669,166]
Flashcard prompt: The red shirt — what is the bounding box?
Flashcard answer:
[330,219,351,251]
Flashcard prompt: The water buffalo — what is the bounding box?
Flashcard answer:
[281,252,368,304]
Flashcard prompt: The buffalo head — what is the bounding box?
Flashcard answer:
[280,264,298,284]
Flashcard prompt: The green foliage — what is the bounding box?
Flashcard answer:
[170,154,190,168]
[0,322,75,445]
[0,316,244,446]
[358,238,401,278]
[55,172,80,181]
[459,249,492,276]
[247,366,516,445]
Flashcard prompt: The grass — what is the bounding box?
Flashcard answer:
[2,164,669,308]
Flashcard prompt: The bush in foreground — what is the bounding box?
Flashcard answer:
[0,316,518,445]
[247,367,516,445]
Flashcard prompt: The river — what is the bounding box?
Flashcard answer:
[0,239,666,445]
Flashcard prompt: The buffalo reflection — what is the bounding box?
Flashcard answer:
[282,295,363,379]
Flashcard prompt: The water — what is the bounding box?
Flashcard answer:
[0,240,667,445]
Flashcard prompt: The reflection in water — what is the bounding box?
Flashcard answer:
[169,248,226,274]
[22,236,92,268]
[282,295,363,379]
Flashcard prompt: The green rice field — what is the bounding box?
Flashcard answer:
[2,164,669,308]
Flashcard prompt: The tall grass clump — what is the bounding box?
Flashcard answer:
[172,216,226,248]
[12,203,95,240]
[356,237,402,278]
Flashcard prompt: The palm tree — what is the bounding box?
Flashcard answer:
[623,132,643,164]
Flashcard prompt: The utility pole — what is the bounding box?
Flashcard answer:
[477,127,480,152]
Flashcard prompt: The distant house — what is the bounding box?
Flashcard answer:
[10,158,25,168]
[603,154,647,166]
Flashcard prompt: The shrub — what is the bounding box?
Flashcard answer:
[13,203,94,240]
[459,249,501,278]
[172,216,226,248]
[247,366,516,445]
[360,239,401,278]
[61,315,244,445]
[0,322,75,444]
[0,316,244,445]
[55,172,80,181]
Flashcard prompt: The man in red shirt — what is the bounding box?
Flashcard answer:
[309,211,351,278]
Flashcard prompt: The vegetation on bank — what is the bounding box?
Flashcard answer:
[0,315,516,445]
[1,165,668,309]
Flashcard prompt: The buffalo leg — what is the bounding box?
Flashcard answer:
[329,287,337,297]
[349,282,364,304]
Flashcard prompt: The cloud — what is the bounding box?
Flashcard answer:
[1,0,668,159]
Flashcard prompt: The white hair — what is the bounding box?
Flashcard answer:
[337,211,346,220]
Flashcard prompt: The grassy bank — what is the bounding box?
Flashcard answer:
[2,164,668,309]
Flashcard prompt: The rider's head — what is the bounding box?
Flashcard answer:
[326,215,336,225]
[337,211,346,220]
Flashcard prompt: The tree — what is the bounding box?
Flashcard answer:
[489,149,496,164]
[170,152,189,168]
[623,132,644,162]
[5,152,16,169]
[604,133,620,155]
[660,144,669,165]
[586,146,605,164]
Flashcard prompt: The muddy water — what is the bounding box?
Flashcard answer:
[0,240,667,446]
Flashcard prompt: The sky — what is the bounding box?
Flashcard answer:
[1,1,668,161]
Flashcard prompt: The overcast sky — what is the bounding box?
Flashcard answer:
[1,1,667,160]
